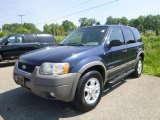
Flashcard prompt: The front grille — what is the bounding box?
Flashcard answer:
[18,62,36,73]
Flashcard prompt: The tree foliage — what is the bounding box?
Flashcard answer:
[2,23,40,34]
[129,15,160,36]
[1,14,160,37]
[43,23,65,36]
[43,20,77,36]
[62,20,77,35]
[79,17,98,27]
[106,16,129,25]
[105,15,160,36]
[23,23,40,33]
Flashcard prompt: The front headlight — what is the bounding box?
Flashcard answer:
[39,62,70,75]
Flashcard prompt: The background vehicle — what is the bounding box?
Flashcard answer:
[14,25,144,111]
[0,34,56,61]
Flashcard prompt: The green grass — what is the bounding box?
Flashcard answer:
[142,35,160,77]
[55,35,160,77]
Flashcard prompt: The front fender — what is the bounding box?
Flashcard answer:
[71,56,105,73]
[69,56,107,101]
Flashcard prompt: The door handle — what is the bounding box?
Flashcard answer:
[122,49,127,53]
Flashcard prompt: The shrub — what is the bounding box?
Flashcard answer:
[142,35,160,76]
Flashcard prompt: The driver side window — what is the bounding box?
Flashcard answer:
[7,35,23,45]
[109,28,124,45]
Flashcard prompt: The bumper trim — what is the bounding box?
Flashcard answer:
[13,62,81,102]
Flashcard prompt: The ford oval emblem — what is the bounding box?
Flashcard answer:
[22,65,26,69]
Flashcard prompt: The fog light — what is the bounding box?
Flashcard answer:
[49,92,55,97]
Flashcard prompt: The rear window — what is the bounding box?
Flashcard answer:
[38,35,55,44]
[132,29,142,42]
[123,28,136,44]
[23,34,37,43]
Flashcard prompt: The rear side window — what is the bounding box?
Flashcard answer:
[23,34,36,43]
[109,28,124,45]
[38,35,55,44]
[123,28,135,44]
[132,29,142,42]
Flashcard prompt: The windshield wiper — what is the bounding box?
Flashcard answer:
[66,43,84,46]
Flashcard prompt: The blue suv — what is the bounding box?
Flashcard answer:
[13,25,144,111]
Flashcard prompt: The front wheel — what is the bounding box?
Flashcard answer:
[73,70,103,111]
[131,57,143,78]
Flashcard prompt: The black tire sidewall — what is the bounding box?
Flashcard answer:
[74,70,103,111]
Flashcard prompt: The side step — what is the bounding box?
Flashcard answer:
[108,69,135,84]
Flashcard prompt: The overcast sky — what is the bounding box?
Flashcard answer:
[0,0,160,30]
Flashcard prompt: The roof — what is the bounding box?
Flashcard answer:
[82,25,137,29]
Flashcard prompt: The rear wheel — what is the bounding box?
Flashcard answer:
[131,57,143,78]
[73,70,103,111]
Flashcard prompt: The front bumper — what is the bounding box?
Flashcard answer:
[13,62,81,102]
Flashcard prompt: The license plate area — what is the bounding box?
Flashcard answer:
[15,74,25,86]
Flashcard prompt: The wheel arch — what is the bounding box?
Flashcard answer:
[79,62,106,83]
[70,61,107,101]
[137,50,144,61]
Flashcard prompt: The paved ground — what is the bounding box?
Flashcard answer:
[0,62,160,120]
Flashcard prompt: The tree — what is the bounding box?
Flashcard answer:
[79,17,88,27]
[2,23,40,33]
[106,16,118,24]
[23,23,40,33]
[129,15,160,34]
[62,20,77,35]
[120,17,129,25]
[96,22,101,25]
[0,31,11,38]
[43,23,65,36]
[106,16,129,25]
[2,24,21,33]
[43,24,51,34]
[79,17,97,27]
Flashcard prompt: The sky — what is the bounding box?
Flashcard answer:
[0,0,160,30]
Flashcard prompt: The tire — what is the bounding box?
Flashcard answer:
[131,57,143,78]
[73,70,103,111]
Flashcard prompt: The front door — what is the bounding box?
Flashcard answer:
[104,27,128,79]
[2,34,23,59]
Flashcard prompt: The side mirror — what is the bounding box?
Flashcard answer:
[109,40,122,47]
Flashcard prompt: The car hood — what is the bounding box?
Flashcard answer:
[19,46,96,65]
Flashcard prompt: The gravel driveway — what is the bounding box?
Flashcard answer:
[0,63,160,120]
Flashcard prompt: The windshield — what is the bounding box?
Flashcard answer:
[0,35,8,44]
[60,26,108,46]
[0,38,3,44]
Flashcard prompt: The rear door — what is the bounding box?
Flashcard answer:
[2,34,23,59]
[122,27,137,68]
[105,27,128,79]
